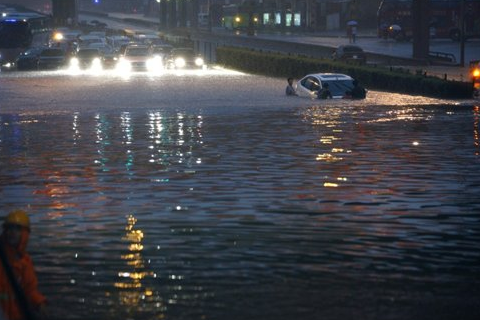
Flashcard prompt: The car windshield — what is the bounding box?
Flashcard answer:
[0,21,31,48]
[21,48,41,56]
[126,47,149,56]
[172,49,194,57]
[40,49,64,57]
[77,50,99,58]
[323,80,354,96]
[152,46,172,54]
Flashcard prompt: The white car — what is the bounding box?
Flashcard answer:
[296,73,355,99]
[116,44,163,73]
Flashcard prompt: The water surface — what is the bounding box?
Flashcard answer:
[1,70,479,320]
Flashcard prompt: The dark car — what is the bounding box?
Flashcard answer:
[166,48,205,69]
[150,44,173,64]
[332,45,367,65]
[89,20,108,29]
[37,48,66,70]
[70,48,103,70]
[15,47,43,70]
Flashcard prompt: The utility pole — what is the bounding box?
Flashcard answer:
[159,0,167,30]
[460,0,465,66]
[412,0,430,61]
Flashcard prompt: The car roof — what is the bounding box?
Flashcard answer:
[79,35,104,41]
[126,44,149,48]
[107,35,130,40]
[77,48,99,53]
[152,44,173,48]
[306,73,353,81]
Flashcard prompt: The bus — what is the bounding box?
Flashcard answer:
[222,4,259,31]
[377,0,480,41]
[0,11,52,66]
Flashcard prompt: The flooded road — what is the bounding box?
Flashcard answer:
[1,69,479,320]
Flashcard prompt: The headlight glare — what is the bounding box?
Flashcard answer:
[116,58,131,73]
[70,57,79,67]
[195,57,204,67]
[91,57,102,70]
[175,57,186,68]
[147,56,163,72]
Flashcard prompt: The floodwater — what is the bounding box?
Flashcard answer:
[1,68,479,320]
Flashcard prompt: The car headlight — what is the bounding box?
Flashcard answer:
[70,57,79,67]
[195,57,204,67]
[91,57,102,70]
[146,56,163,72]
[174,57,186,68]
[116,57,131,73]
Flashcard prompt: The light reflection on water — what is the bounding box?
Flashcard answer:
[1,96,480,318]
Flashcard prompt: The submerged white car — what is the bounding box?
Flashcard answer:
[296,73,355,99]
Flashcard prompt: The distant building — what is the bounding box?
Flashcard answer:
[75,0,382,32]
[0,0,52,14]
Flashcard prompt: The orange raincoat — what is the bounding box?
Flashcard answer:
[0,229,46,320]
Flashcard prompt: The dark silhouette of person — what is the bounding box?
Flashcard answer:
[317,83,332,99]
[347,80,366,99]
[285,77,298,96]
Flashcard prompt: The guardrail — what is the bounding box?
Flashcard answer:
[428,51,457,65]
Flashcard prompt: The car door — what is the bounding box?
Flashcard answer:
[297,76,320,97]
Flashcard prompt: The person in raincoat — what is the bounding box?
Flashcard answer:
[0,210,47,320]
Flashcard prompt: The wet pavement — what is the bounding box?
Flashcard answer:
[1,69,479,320]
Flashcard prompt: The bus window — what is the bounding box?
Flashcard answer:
[0,20,32,49]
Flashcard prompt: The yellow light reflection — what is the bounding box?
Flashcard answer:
[320,136,339,144]
[302,107,351,190]
[368,107,434,123]
[316,153,343,162]
[474,106,479,156]
[323,182,339,188]
[114,214,157,310]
